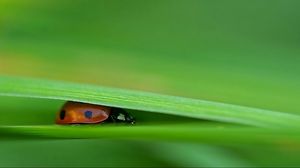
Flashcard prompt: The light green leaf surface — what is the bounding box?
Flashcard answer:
[1,76,300,128]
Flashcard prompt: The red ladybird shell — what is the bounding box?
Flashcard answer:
[56,101,111,124]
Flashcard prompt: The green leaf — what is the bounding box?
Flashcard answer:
[0,76,300,128]
[2,125,300,146]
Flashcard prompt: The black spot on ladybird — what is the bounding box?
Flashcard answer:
[84,111,93,119]
[60,110,66,120]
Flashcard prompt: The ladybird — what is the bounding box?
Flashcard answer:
[56,101,135,125]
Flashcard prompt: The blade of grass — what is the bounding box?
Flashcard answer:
[0,76,300,128]
[1,125,300,146]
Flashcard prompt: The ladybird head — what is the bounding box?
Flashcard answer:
[124,113,135,124]
[110,107,135,124]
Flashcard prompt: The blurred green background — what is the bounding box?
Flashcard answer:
[1,0,300,167]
